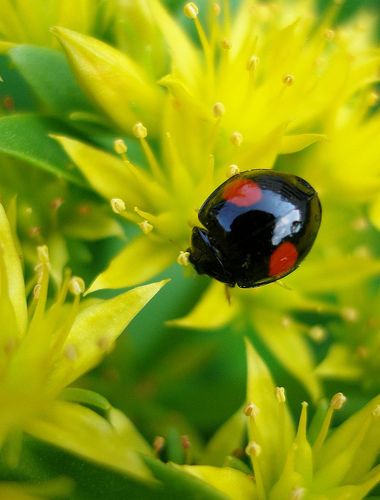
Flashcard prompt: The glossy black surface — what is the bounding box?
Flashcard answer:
[189,169,322,287]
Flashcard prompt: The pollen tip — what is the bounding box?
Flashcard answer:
[133,122,148,139]
[153,435,165,452]
[64,344,77,361]
[69,276,85,296]
[221,38,232,50]
[212,2,221,15]
[244,401,260,417]
[245,441,261,457]
[213,101,226,118]
[37,245,49,264]
[230,131,243,147]
[177,250,190,266]
[114,138,128,155]
[290,487,306,500]
[139,220,153,234]
[226,164,240,177]
[283,74,295,86]
[247,55,260,71]
[330,392,347,410]
[184,2,199,19]
[110,198,126,214]
[276,387,286,403]
[181,435,191,449]
[372,405,380,418]
[309,325,327,342]
[341,307,359,322]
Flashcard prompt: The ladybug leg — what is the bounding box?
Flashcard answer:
[188,227,235,286]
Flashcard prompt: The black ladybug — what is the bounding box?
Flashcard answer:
[188,169,321,288]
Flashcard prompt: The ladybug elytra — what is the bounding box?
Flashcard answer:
[188,169,322,288]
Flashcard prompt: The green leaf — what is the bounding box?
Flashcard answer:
[0,114,85,186]
[9,45,92,116]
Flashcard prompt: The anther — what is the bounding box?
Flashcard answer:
[247,55,260,71]
[51,197,64,211]
[69,276,85,296]
[114,138,128,155]
[245,441,261,457]
[213,101,226,118]
[324,29,335,41]
[221,39,231,50]
[183,2,199,19]
[139,220,153,234]
[372,405,380,418]
[212,3,221,15]
[231,131,243,147]
[153,436,165,453]
[37,245,49,264]
[110,198,126,214]
[283,74,295,86]
[177,251,190,266]
[291,487,306,500]
[367,92,379,107]
[244,402,260,418]
[64,344,77,361]
[309,325,327,342]
[133,122,148,139]
[341,307,359,322]
[276,387,286,403]
[330,392,347,410]
[226,164,240,177]
[33,284,41,300]
[181,435,191,450]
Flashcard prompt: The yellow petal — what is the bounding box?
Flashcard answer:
[87,236,174,292]
[315,344,362,381]
[253,310,321,401]
[168,281,239,329]
[0,203,27,336]
[148,0,201,91]
[279,134,326,154]
[27,401,153,481]
[51,26,162,133]
[53,135,169,212]
[245,340,294,491]
[49,279,168,389]
[179,465,257,499]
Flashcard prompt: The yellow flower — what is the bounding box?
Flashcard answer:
[0,202,167,479]
[47,0,380,396]
[0,0,108,47]
[175,340,380,499]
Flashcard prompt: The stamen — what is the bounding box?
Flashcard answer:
[276,387,286,403]
[110,198,126,214]
[153,435,165,455]
[245,441,261,457]
[313,392,346,453]
[309,325,327,342]
[37,245,49,264]
[132,122,162,180]
[114,138,128,155]
[226,164,240,177]
[231,131,243,147]
[139,220,153,234]
[183,2,199,19]
[341,307,359,322]
[283,74,295,86]
[291,487,306,500]
[244,402,260,418]
[69,276,85,296]
[177,251,190,266]
[247,55,260,72]
[213,101,226,118]
[64,344,77,361]
[330,392,347,410]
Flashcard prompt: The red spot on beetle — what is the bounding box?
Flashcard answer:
[223,178,262,207]
[269,242,298,277]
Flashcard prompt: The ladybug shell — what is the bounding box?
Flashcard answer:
[189,169,321,288]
